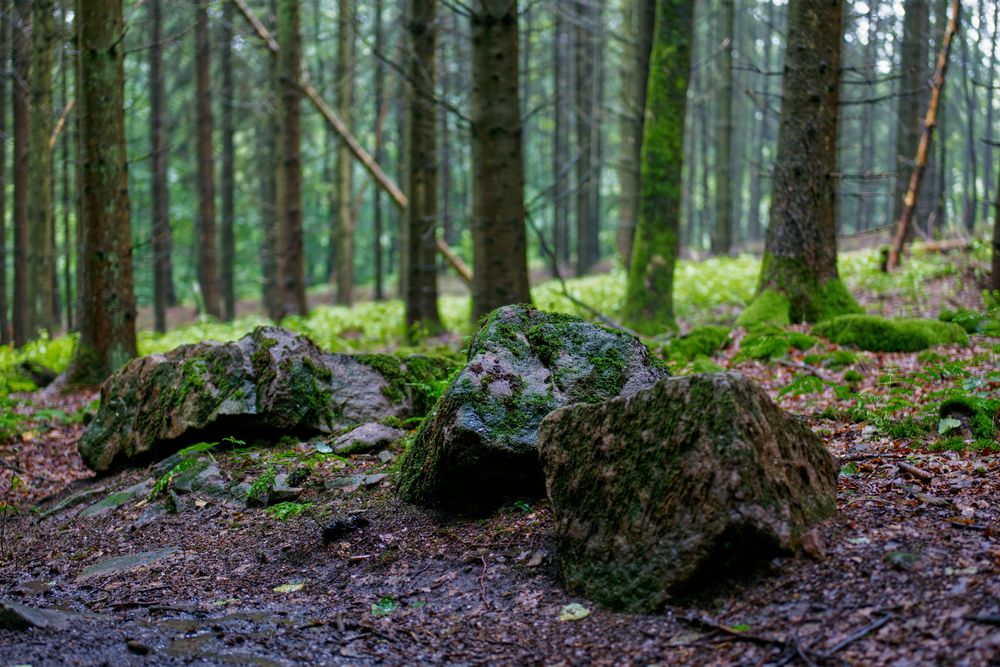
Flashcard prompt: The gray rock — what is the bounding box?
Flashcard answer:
[268,473,304,504]
[38,486,107,520]
[538,373,838,612]
[78,326,457,473]
[0,600,81,631]
[76,547,181,582]
[333,422,406,455]
[397,305,670,509]
[80,479,154,519]
[377,450,395,464]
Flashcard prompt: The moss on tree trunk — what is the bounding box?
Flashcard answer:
[621,0,695,335]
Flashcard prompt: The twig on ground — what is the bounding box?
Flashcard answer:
[964,615,1000,626]
[897,461,934,482]
[822,612,894,658]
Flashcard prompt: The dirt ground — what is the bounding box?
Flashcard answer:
[1,270,999,666]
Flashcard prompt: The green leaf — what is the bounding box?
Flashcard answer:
[729,624,751,633]
[558,603,590,621]
[273,582,305,593]
[314,442,333,454]
[371,596,397,617]
[938,417,962,434]
[839,462,859,477]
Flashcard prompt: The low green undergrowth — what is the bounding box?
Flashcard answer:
[813,315,968,352]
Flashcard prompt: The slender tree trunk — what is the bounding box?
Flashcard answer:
[738,0,860,326]
[373,0,385,300]
[552,4,570,270]
[149,0,173,333]
[958,20,977,232]
[403,0,442,336]
[334,0,355,305]
[275,0,307,318]
[621,0,695,334]
[220,0,236,320]
[469,0,531,321]
[60,38,72,332]
[993,152,1000,292]
[70,0,137,384]
[711,0,734,255]
[195,2,222,318]
[0,0,9,345]
[574,0,597,276]
[982,1,998,218]
[891,0,929,235]
[11,0,29,346]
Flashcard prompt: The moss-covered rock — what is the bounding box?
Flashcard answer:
[538,373,838,612]
[813,315,968,352]
[396,305,670,510]
[78,326,457,473]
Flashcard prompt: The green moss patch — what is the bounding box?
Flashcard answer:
[939,394,999,446]
[814,315,968,352]
[661,326,731,363]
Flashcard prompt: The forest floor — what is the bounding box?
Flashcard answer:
[1,267,999,666]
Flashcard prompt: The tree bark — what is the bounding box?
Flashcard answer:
[12,0,30,346]
[220,0,236,321]
[373,0,385,300]
[574,0,598,276]
[470,0,532,321]
[891,0,930,236]
[552,4,570,270]
[149,0,173,333]
[403,0,442,337]
[711,0,734,255]
[195,2,222,318]
[334,0,355,305]
[60,36,72,332]
[70,0,137,385]
[993,146,1000,292]
[621,0,695,334]
[274,0,308,318]
[738,0,860,326]
[0,0,9,344]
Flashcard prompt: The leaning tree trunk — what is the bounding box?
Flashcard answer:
[70,0,138,385]
[737,0,860,327]
[27,0,56,337]
[220,0,236,321]
[195,2,222,319]
[11,0,29,346]
[620,0,695,335]
[274,0,308,318]
[469,0,532,321]
[334,0,355,306]
[403,0,443,338]
[150,0,174,333]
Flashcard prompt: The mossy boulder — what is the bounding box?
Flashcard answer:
[79,326,457,473]
[538,373,838,612]
[396,305,670,510]
[813,315,968,352]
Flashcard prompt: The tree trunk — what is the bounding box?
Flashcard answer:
[891,0,930,235]
[220,0,236,321]
[621,0,695,334]
[0,0,9,345]
[334,0,355,305]
[150,0,173,333]
[958,18,977,232]
[982,1,998,219]
[403,0,442,337]
[12,0,29,346]
[993,149,1000,292]
[738,0,860,326]
[274,0,308,318]
[70,0,137,385]
[469,0,532,321]
[373,0,385,300]
[60,39,72,332]
[195,2,222,318]
[574,0,598,276]
[552,4,570,270]
[711,0,734,255]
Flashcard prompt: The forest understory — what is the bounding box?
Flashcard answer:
[1,257,998,667]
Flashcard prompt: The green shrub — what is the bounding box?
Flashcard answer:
[813,315,968,352]
[661,326,731,363]
[735,326,818,361]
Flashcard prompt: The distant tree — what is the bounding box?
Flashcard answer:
[149,0,174,333]
[220,0,236,321]
[737,0,861,327]
[469,0,531,320]
[621,0,695,334]
[373,0,385,300]
[711,0,734,255]
[27,0,56,337]
[551,4,570,268]
[403,0,442,337]
[334,0,355,305]
[994,165,1000,293]
[195,1,222,318]
[11,0,29,346]
[274,0,308,318]
[69,0,137,385]
[892,0,930,234]
[0,0,9,345]
[573,0,601,276]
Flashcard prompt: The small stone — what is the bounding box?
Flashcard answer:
[80,479,154,519]
[267,474,303,504]
[364,474,388,488]
[377,450,395,464]
[0,600,77,631]
[322,515,370,544]
[334,422,406,456]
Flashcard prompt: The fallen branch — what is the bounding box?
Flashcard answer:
[897,461,934,483]
[822,612,894,658]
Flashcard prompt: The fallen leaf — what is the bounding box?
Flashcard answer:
[273,582,305,593]
[559,603,590,621]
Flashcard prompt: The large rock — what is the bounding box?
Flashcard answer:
[538,372,838,612]
[397,305,670,509]
[79,326,456,472]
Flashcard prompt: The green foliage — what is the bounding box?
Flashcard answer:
[149,441,219,499]
[813,315,968,352]
[939,307,1000,336]
[938,394,999,446]
[265,502,311,521]
[371,596,398,617]
[735,326,818,361]
[660,326,730,363]
[247,465,277,506]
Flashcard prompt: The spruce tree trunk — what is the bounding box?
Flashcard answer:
[195,2,222,319]
[220,0,236,321]
[150,0,173,333]
[0,0,9,345]
[712,0,734,255]
[11,0,29,346]
[469,0,532,321]
[334,0,355,306]
[737,0,860,327]
[275,0,308,318]
[621,0,695,334]
[27,0,56,337]
[403,0,442,337]
[552,5,570,270]
[993,156,1000,292]
[573,0,597,276]
[373,0,385,301]
[70,0,137,385]
[60,47,72,332]
[892,0,930,234]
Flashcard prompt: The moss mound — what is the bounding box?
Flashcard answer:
[939,394,1000,445]
[939,308,1000,336]
[813,315,967,352]
[737,277,862,328]
[661,326,731,363]
[736,325,818,361]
